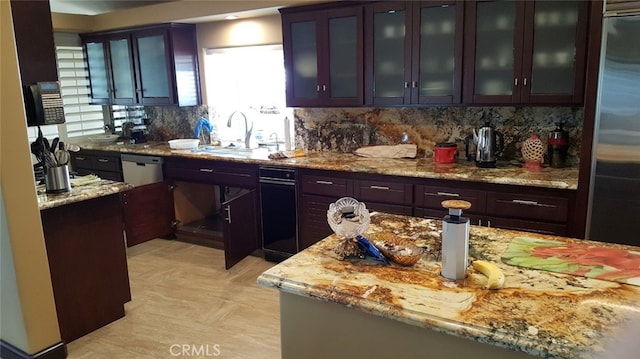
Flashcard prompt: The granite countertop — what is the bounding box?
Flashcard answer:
[257,212,640,358]
[78,141,578,190]
[37,180,134,210]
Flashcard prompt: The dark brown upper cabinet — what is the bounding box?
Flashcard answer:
[463,0,589,105]
[281,4,364,107]
[81,23,201,106]
[11,0,59,87]
[365,1,464,106]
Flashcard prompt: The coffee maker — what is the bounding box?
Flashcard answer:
[548,123,569,168]
[465,122,504,168]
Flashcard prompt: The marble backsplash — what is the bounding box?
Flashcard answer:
[144,105,210,142]
[294,106,583,164]
[141,104,583,165]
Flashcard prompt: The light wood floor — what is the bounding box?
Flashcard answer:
[66,239,281,358]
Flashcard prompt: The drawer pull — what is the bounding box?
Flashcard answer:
[316,180,333,185]
[511,199,557,208]
[512,199,538,205]
[436,191,460,197]
[76,156,86,160]
[199,168,214,173]
[98,159,110,163]
[370,185,390,190]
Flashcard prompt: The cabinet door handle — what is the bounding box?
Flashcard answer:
[412,81,418,88]
[322,84,327,91]
[478,219,482,226]
[316,180,333,185]
[199,168,214,173]
[436,191,460,197]
[512,199,539,206]
[404,81,410,88]
[511,199,557,208]
[523,78,528,86]
[514,78,518,86]
[98,159,109,163]
[370,185,389,190]
[225,206,232,224]
[316,85,320,92]
[487,220,491,228]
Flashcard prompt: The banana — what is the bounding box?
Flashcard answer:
[472,260,505,289]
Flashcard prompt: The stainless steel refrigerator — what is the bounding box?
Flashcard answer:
[587,13,640,246]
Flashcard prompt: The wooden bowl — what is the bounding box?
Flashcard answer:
[369,233,423,266]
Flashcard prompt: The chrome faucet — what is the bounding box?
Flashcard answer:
[227,111,253,149]
[269,132,279,151]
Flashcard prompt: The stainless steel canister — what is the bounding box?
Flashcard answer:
[45,165,71,193]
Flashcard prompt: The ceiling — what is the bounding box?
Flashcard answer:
[49,0,177,15]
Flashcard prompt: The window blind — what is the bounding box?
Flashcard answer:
[55,45,105,138]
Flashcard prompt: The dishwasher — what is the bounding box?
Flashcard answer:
[121,154,163,186]
[120,154,171,247]
[260,166,297,263]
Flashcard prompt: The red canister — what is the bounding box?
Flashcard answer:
[434,142,458,163]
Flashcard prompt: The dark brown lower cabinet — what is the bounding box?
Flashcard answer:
[222,189,259,269]
[298,170,416,249]
[299,194,336,251]
[298,168,577,250]
[70,150,123,182]
[485,217,567,236]
[122,181,174,247]
[40,194,130,343]
[164,158,260,269]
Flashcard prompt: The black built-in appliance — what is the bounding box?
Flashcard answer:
[259,166,297,262]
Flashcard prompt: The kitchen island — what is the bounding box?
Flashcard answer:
[257,212,640,359]
[38,179,134,342]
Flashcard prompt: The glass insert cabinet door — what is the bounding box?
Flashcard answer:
[473,1,517,98]
[108,37,136,104]
[525,0,585,103]
[85,41,110,103]
[371,4,408,104]
[415,1,462,104]
[283,7,362,106]
[328,15,358,99]
[135,33,171,102]
[290,20,318,100]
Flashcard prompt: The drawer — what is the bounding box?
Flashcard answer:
[487,217,567,236]
[94,156,121,172]
[354,180,412,205]
[414,207,484,226]
[71,154,93,170]
[300,174,351,197]
[415,185,486,213]
[96,170,123,182]
[210,164,257,188]
[366,202,412,216]
[486,192,568,223]
[164,159,257,188]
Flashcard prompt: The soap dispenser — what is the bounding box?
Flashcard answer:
[441,200,472,280]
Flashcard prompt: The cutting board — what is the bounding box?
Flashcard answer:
[502,237,640,286]
[354,144,417,159]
